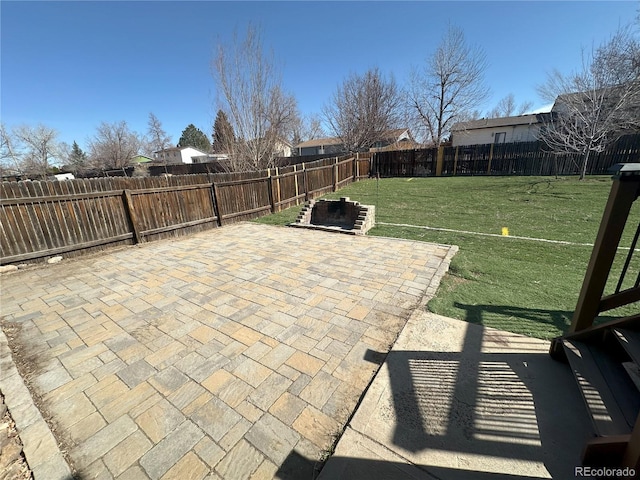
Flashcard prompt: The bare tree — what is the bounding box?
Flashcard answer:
[291,113,325,149]
[212,25,299,172]
[12,124,61,179]
[487,94,533,118]
[408,25,490,146]
[323,67,402,153]
[537,28,640,180]
[147,113,172,158]
[88,121,143,171]
[0,123,22,174]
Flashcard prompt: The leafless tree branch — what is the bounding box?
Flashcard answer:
[323,67,402,153]
[537,27,640,179]
[88,121,143,171]
[211,25,299,172]
[408,25,490,146]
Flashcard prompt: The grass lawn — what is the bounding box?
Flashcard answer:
[255,176,639,340]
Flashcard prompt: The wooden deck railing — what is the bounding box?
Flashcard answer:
[569,163,640,333]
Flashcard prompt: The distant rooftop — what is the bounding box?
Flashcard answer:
[452,114,550,132]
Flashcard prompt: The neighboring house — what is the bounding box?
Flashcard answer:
[451,114,551,147]
[191,153,230,164]
[52,173,75,181]
[370,128,414,149]
[153,147,209,164]
[274,137,293,157]
[551,87,640,137]
[296,129,414,156]
[295,137,346,156]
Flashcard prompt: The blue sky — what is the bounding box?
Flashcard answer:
[1,1,637,150]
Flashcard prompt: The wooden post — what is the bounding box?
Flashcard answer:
[333,157,339,192]
[354,157,359,181]
[487,143,494,174]
[436,146,444,176]
[274,167,281,212]
[122,190,141,244]
[267,175,276,213]
[209,176,222,227]
[570,174,640,332]
[293,164,300,205]
[303,163,309,201]
[212,182,224,226]
[453,146,459,176]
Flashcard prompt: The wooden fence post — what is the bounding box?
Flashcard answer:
[212,181,224,226]
[303,163,309,201]
[274,167,281,210]
[268,175,276,213]
[333,157,339,192]
[487,143,494,174]
[353,157,357,182]
[122,190,141,244]
[436,146,444,176]
[208,175,223,227]
[453,146,459,176]
[293,164,300,205]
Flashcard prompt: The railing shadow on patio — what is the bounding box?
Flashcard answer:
[276,322,591,480]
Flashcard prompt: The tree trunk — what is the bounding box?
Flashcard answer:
[580,149,590,181]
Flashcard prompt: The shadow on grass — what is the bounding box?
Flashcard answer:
[453,302,623,338]
[453,302,573,335]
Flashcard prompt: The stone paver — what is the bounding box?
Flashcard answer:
[0,223,456,479]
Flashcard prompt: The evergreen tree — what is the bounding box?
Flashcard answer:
[177,124,211,152]
[69,141,87,167]
[212,110,235,153]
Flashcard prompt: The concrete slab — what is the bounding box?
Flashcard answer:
[319,312,593,480]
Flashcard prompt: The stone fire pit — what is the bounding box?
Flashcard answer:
[290,197,375,235]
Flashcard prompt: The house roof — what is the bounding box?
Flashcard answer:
[295,137,345,149]
[451,114,549,132]
[551,85,630,112]
[296,129,412,149]
[154,147,208,155]
[132,155,154,163]
[378,128,411,143]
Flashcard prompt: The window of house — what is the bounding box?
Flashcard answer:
[494,132,506,144]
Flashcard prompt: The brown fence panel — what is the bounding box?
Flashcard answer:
[1,158,376,264]
[357,158,371,178]
[305,164,334,199]
[0,179,132,263]
[336,158,354,188]
[128,182,217,241]
[275,169,304,210]
[213,174,272,224]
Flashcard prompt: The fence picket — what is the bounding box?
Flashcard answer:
[373,135,640,177]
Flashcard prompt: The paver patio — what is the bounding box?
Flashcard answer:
[0,222,456,480]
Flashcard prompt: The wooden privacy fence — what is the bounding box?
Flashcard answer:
[0,155,372,265]
[373,134,640,177]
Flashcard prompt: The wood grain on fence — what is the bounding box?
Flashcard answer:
[1,155,367,264]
